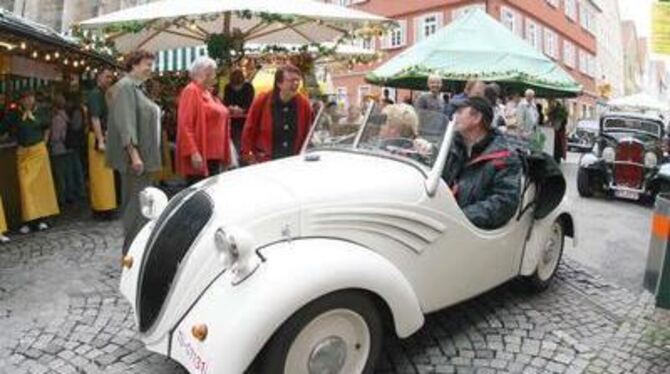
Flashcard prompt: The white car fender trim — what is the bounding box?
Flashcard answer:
[579,153,599,168]
[169,238,424,374]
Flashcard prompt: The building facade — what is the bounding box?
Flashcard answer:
[621,21,644,95]
[329,0,601,120]
[594,0,624,100]
[0,0,152,32]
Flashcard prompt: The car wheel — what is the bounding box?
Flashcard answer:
[577,168,593,197]
[256,291,384,374]
[524,221,564,292]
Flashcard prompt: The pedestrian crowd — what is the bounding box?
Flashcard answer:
[0,49,569,246]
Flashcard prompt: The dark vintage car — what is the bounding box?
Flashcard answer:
[567,119,598,152]
[577,112,670,202]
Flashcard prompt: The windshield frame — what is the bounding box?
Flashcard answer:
[302,100,446,176]
[601,115,663,139]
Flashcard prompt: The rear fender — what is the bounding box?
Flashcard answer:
[169,238,424,374]
[519,203,575,276]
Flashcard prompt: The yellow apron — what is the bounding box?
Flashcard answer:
[16,142,60,221]
[88,133,117,211]
[160,131,175,181]
[0,195,7,234]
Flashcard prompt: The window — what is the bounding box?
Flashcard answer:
[415,12,443,42]
[563,40,575,68]
[382,20,407,49]
[452,4,485,20]
[544,28,558,58]
[351,37,374,51]
[525,20,543,51]
[565,0,576,21]
[546,0,559,7]
[578,49,588,74]
[501,7,519,35]
[580,5,595,34]
[358,85,371,104]
[336,87,348,107]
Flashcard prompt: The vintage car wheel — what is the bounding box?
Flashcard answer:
[524,221,564,291]
[577,168,593,197]
[256,291,383,374]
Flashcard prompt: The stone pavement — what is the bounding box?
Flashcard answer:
[0,214,669,374]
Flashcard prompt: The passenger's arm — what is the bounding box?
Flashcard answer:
[462,156,522,230]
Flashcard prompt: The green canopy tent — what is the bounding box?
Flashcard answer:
[366,9,582,98]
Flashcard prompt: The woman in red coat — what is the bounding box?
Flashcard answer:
[176,56,233,185]
[241,64,313,164]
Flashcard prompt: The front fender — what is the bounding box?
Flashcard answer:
[579,153,601,168]
[169,238,424,374]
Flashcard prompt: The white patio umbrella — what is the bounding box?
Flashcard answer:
[608,93,670,112]
[78,0,391,53]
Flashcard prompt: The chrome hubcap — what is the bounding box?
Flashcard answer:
[284,309,370,374]
[308,336,347,374]
[538,222,563,281]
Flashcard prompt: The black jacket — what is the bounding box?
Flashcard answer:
[442,130,522,230]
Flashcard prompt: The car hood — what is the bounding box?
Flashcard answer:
[141,151,429,340]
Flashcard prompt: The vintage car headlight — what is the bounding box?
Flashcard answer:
[645,152,658,168]
[602,147,616,163]
[214,227,260,285]
[139,187,168,220]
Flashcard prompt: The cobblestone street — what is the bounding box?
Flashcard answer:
[0,211,668,374]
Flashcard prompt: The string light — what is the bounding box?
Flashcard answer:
[73,60,79,68]
[31,51,38,58]
[45,54,51,61]
[54,51,60,59]
[63,58,69,65]
[20,42,26,50]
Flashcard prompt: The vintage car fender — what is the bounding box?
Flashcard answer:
[655,163,670,180]
[169,238,425,374]
[578,153,601,168]
[518,200,575,277]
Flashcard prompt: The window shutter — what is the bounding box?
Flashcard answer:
[414,16,422,43]
[400,20,407,46]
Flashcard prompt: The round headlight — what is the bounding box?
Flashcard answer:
[214,228,239,267]
[139,187,168,220]
[602,147,616,163]
[214,226,260,284]
[645,152,658,168]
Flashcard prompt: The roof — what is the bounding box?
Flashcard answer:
[0,9,116,66]
[601,111,665,123]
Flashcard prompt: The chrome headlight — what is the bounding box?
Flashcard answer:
[602,147,615,163]
[214,227,260,285]
[139,187,168,220]
[645,152,658,168]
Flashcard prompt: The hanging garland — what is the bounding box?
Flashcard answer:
[206,28,246,65]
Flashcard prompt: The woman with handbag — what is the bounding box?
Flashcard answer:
[106,50,161,254]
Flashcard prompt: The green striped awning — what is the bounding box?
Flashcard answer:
[154,46,208,73]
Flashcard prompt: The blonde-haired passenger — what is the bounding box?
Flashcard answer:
[377,103,434,163]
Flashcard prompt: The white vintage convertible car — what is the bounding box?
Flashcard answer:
[120,105,574,374]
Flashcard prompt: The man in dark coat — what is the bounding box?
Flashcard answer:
[442,96,522,230]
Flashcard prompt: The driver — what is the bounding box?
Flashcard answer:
[443,97,521,230]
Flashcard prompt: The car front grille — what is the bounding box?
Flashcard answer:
[137,189,213,332]
[614,141,644,188]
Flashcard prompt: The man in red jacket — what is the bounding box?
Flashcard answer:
[241,64,313,164]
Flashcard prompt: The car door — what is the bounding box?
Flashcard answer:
[408,178,528,313]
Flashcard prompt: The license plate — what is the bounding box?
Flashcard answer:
[614,190,639,200]
[175,329,209,374]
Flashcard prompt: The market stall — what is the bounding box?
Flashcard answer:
[0,9,115,230]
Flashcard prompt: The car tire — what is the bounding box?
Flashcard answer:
[255,291,384,374]
[523,220,565,292]
[577,168,593,197]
